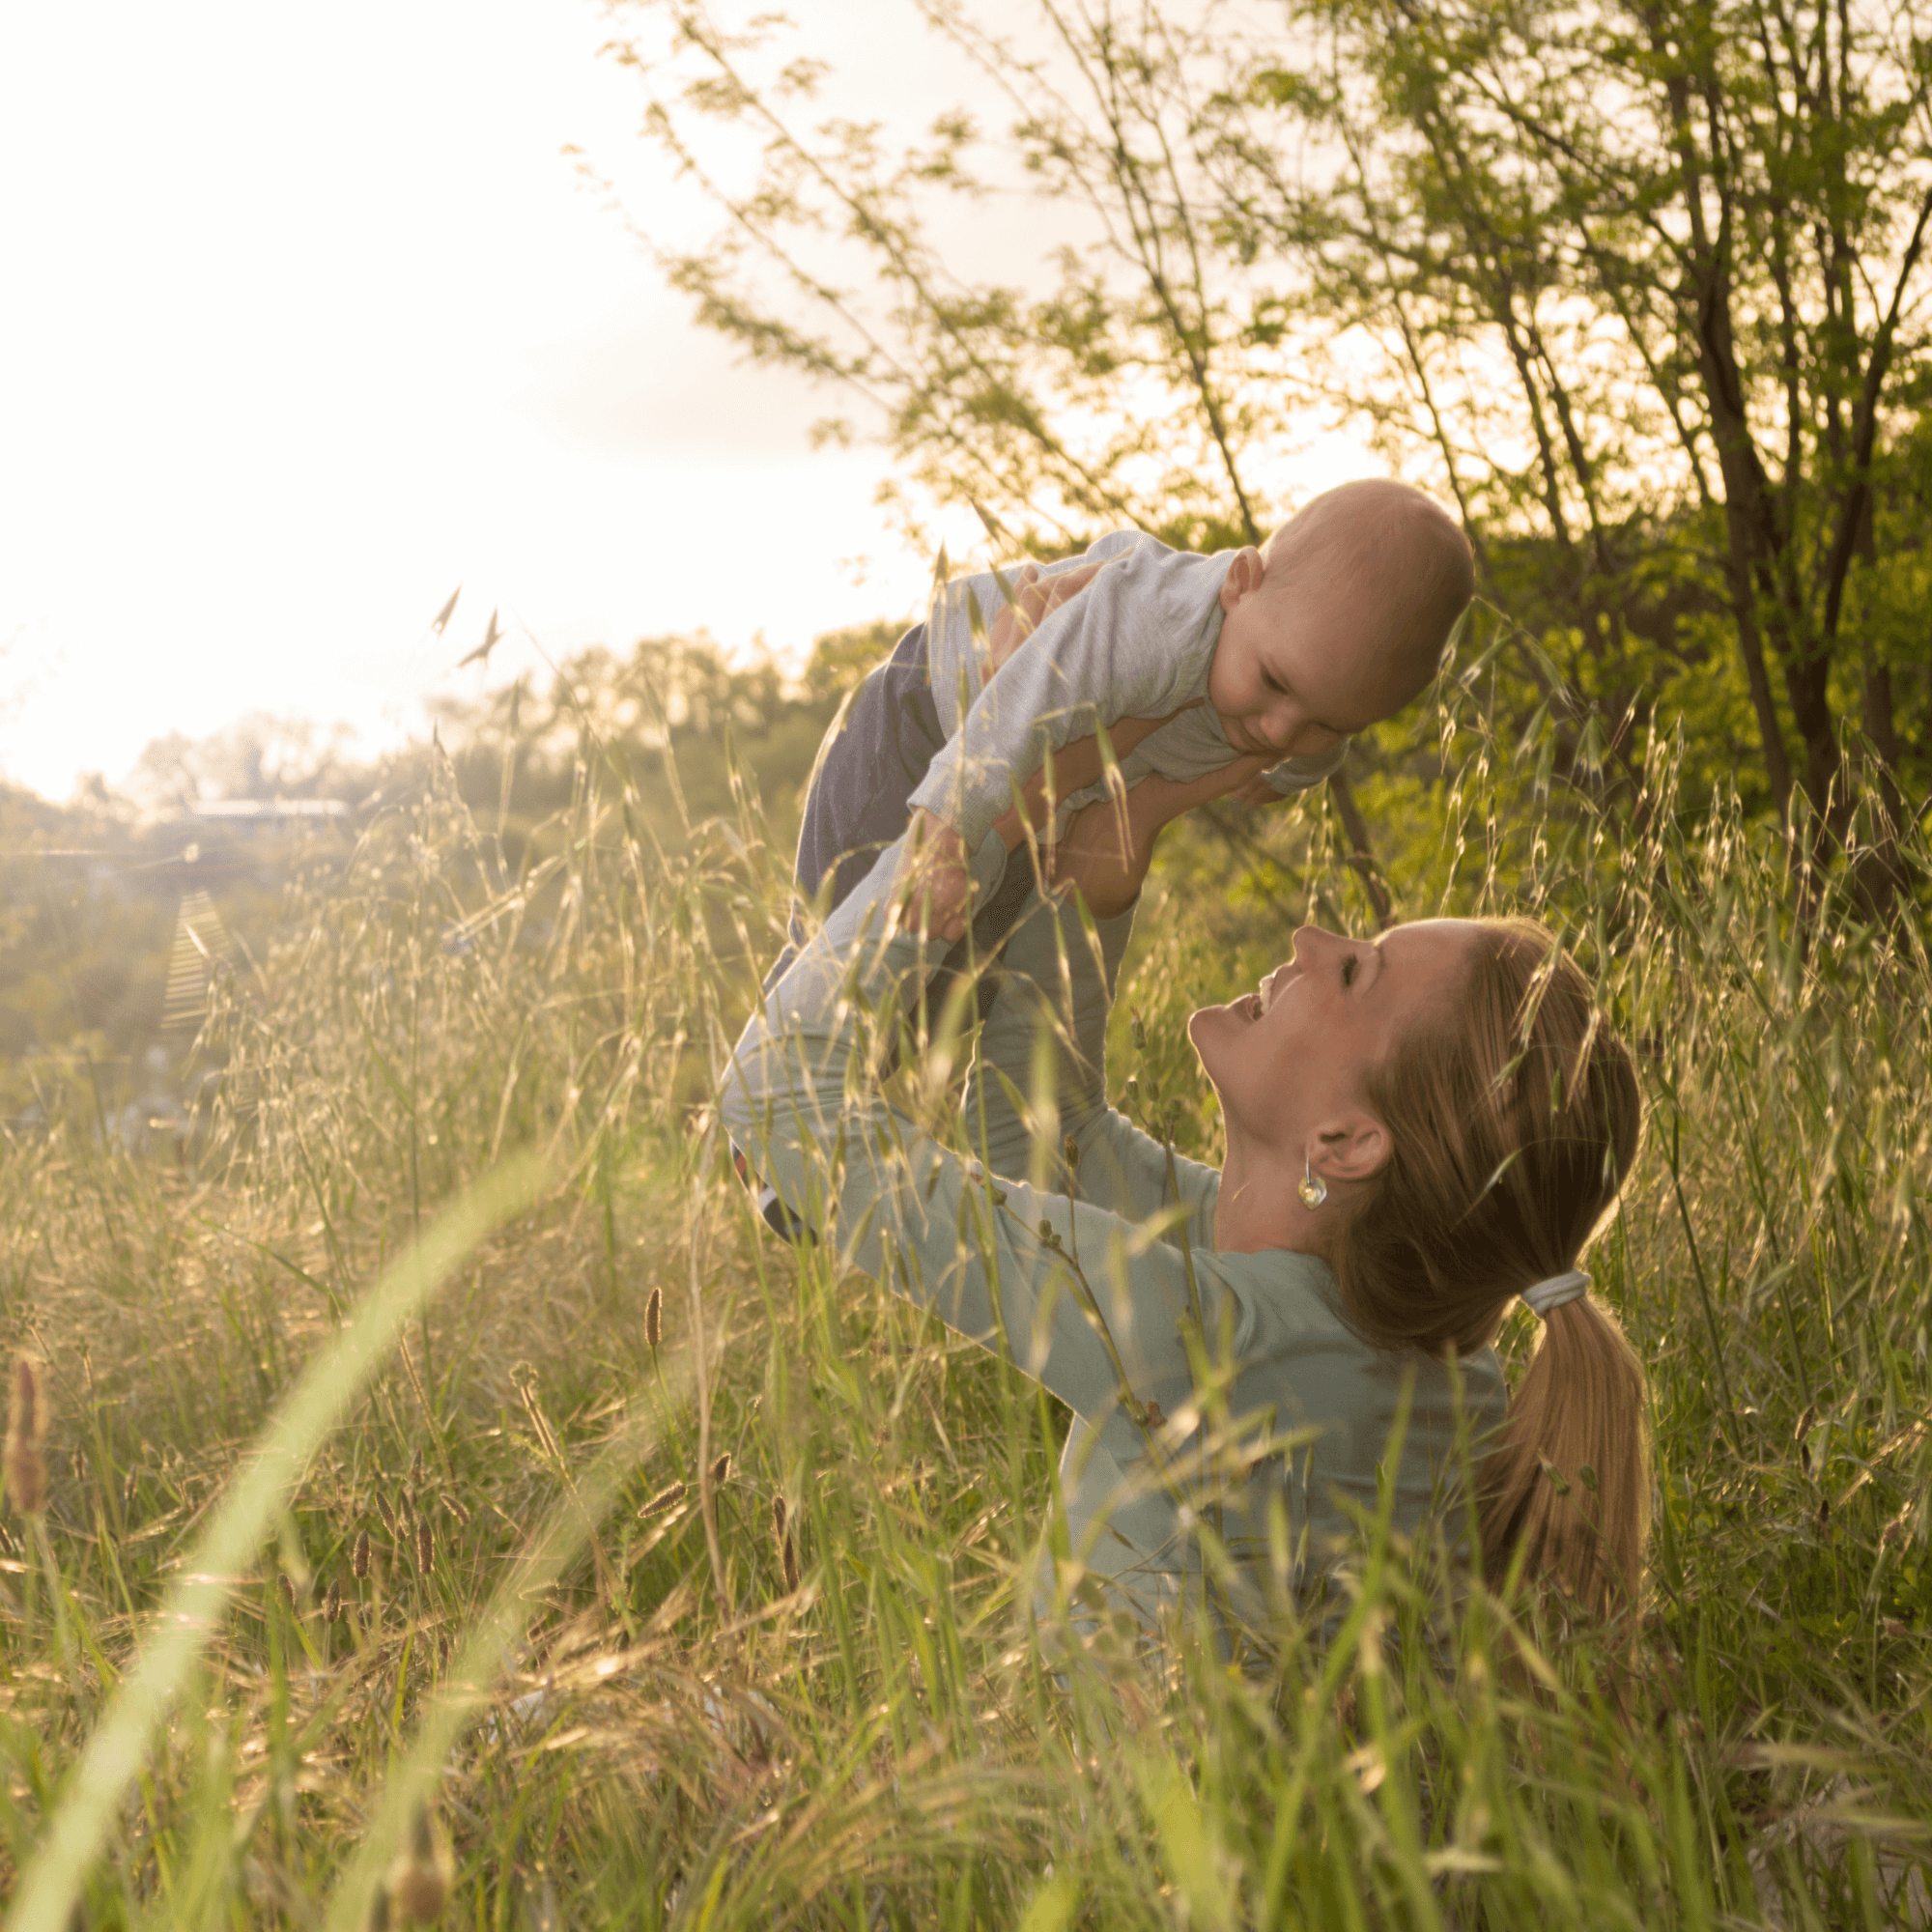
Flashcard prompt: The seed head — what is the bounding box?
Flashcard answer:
[354,1528,371,1579]
[376,1491,395,1534]
[5,1355,49,1518]
[387,1804,452,1923]
[774,1497,801,1594]
[415,1517,434,1576]
[644,1285,663,1350]
[277,1574,297,1610]
[708,1453,731,1489]
[325,1578,343,1623]
[1063,1135,1080,1173]
[639,1481,686,1520]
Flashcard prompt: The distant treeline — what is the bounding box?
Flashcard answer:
[0,622,897,1101]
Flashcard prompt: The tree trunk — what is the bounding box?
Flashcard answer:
[1780,649,1842,831]
[1719,541,1795,816]
[1854,650,1911,922]
[1326,769,1393,928]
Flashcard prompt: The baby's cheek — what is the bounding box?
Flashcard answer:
[1207,639,1253,714]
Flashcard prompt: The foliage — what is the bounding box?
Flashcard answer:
[0,626,885,1120]
[0,672,1929,1926]
[607,0,1932,844]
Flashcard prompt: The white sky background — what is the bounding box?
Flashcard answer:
[0,0,1373,804]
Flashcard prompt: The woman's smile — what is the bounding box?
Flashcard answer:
[1232,962,1296,1023]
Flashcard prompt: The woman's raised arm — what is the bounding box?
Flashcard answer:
[721,829,1212,1433]
[959,751,1280,1229]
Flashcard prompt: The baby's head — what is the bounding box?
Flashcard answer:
[1208,479,1473,762]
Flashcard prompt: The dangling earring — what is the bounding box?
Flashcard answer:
[1297,1156,1328,1209]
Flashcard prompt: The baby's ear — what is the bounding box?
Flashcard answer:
[1219,546,1266,607]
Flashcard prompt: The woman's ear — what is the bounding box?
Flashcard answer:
[1308,1115,1391,1187]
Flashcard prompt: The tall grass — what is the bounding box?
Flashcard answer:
[0,702,1928,1930]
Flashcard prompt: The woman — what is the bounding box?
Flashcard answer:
[722,733,1649,1643]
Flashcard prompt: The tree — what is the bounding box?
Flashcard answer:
[1219,0,1932,836]
[605,0,1932,853]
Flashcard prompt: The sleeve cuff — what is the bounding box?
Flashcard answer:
[1262,737,1350,795]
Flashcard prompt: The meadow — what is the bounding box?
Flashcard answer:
[1,662,1929,1930]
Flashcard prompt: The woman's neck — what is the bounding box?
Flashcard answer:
[1214,1146,1330,1257]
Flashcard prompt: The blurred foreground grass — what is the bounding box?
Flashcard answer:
[1,711,1930,1930]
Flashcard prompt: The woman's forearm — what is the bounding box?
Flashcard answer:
[1046,754,1273,919]
[723,826,1203,1430]
[722,832,1009,1217]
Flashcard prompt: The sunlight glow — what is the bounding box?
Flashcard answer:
[0,2,929,802]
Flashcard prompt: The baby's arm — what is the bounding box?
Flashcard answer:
[909,538,1228,854]
[926,533,1141,731]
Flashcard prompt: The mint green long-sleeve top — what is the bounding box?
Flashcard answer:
[720,834,1508,1637]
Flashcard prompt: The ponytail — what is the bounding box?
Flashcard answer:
[1336,918,1650,1620]
[1476,1292,1651,1617]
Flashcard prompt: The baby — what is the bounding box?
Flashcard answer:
[793,477,1474,944]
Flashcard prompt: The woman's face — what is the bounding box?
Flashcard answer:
[1189,920,1480,1179]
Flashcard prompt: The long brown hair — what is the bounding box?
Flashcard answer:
[1332,917,1649,1619]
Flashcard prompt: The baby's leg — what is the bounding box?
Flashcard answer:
[743,622,1034,1236]
[741,622,945,1236]
[782,622,944,965]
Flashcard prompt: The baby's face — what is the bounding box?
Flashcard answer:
[1207,562,1434,761]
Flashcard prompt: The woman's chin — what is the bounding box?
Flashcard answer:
[1185,1003,1240,1074]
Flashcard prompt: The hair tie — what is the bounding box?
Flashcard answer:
[1520,1269,1589,1318]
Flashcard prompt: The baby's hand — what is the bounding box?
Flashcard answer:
[895,809,973,943]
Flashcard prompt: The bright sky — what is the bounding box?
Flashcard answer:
[0,1,1374,806]
[0,1,959,803]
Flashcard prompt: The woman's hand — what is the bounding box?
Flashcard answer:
[1044,751,1278,920]
[905,732,1281,938]
[900,708,1187,941]
[981,559,1106,677]
[895,810,975,942]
